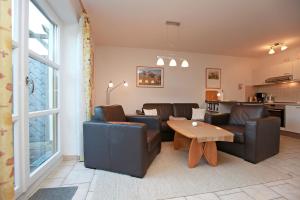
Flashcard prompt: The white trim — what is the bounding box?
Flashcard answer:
[28,109,59,118]
[29,50,60,70]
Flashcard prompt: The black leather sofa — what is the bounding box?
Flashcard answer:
[205,105,280,163]
[83,105,161,178]
[140,103,200,141]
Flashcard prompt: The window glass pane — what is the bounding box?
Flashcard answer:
[29,114,58,173]
[28,1,55,60]
[28,57,58,112]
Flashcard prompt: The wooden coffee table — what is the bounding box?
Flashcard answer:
[167,120,234,168]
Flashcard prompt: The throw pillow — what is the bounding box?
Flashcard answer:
[192,108,206,121]
[169,115,187,121]
[143,109,158,116]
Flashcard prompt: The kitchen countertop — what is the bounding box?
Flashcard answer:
[217,101,300,106]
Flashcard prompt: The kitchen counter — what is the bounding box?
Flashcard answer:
[218,101,300,106]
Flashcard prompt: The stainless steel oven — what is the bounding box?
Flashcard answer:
[265,104,285,127]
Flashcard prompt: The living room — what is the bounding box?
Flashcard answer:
[0,0,300,200]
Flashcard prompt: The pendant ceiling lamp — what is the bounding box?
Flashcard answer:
[156,57,165,66]
[156,21,189,68]
[169,58,177,67]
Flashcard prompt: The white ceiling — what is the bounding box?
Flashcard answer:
[82,0,300,57]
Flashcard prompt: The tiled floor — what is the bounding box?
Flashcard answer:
[39,136,300,200]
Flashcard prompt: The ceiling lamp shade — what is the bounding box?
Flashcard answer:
[181,59,189,68]
[156,57,164,66]
[169,58,177,67]
[268,47,275,55]
[281,44,288,51]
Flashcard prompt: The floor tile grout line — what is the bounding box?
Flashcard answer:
[83,168,95,200]
[61,160,77,186]
[268,183,294,200]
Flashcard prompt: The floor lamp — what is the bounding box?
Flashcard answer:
[106,80,128,105]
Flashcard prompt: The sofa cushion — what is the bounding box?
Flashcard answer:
[94,105,126,122]
[143,108,158,116]
[173,103,199,119]
[143,103,173,121]
[219,125,245,144]
[229,105,268,126]
[147,129,161,152]
[192,108,206,121]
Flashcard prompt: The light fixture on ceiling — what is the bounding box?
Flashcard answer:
[268,42,288,55]
[156,21,189,68]
[169,58,177,67]
[181,59,189,68]
[281,44,288,51]
[268,47,275,55]
[156,57,165,66]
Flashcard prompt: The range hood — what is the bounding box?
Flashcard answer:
[265,75,293,83]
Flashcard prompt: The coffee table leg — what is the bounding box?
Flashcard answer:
[204,141,218,166]
[173,132,181,150]
[188,138,204,168]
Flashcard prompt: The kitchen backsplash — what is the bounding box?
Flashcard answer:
[255,82,300,102]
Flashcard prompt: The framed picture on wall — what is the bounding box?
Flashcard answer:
[206,68,221,89]
[136,66,164,88]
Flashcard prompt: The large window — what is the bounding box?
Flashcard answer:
[28,0,60,173]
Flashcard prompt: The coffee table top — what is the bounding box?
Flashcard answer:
[167,120,234,143]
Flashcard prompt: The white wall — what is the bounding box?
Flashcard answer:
[95,46,257,114]
[60,24,80,156]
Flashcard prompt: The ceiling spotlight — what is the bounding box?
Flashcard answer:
[281,44,288,51]
[156,57,164,66]
[169,58,177,67]
[123,81,128,87]
[181,59,189,68]
[268,47,275,55]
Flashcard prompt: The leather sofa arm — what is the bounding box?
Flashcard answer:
[244,116,281,163]
[126,115,160,130]
[83,121,148,177]
[205,113,230,125]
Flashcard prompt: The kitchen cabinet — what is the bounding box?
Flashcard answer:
[285,105,300,134]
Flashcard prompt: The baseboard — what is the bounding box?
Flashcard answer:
[62,155,80,161]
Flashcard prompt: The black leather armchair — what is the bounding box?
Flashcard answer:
[83,105,161,178]
[205,105,280,163]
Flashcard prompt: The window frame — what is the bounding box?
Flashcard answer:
[27,0,62,179]
[12,0,63,197]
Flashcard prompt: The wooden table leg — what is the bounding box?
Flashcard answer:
[174,132,191,150]
[188,138,204,168]
[204,141,218,166]
[173,132,181,150]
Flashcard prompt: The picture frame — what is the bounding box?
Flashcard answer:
[136,66,164,88]
[206,68,221,89]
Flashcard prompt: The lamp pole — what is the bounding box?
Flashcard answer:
[106,81,128,105]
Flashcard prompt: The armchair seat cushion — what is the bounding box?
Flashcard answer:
[147,129,161,152]
[219,125,245,144]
